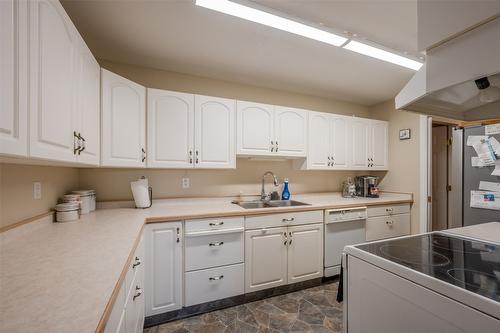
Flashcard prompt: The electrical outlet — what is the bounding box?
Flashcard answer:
[33,182,42,200]
[182,177,190,189]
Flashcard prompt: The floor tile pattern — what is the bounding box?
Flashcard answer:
[144,281,342,333]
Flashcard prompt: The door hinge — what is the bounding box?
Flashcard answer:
[427,196,432,203]
[447,138,453,146]
[447,185,452,192]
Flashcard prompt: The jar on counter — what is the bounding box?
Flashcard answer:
[89,190,96,211]
[71,190,94,214]
[55,202,80,222]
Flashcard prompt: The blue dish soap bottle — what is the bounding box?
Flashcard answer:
[282,178,290,200]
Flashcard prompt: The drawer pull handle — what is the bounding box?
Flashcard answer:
[132,256,141,268]
[209,242,224,247]
[282,217,295,222]
[133,286,142,301]
[386,220,394,226]
[386,208,394,212]
[209,275,224,281]
[209,221,224,226]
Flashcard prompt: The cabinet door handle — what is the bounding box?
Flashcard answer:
[209,242,224,247]
[288,231,292,245]
[284,231,287,245]
[275,141,278,152]
[189,150,193,164]
[132,256,141,268]
[176,227,180,243]
[73,131,80,155]
[195,150,199,164]
[77,134,85,155]
[209,221,224,226]
[270,141,274,152]
[209,275,224,281]
[133,286,142,301]
[282,217,295,222]
[141,148,146,162]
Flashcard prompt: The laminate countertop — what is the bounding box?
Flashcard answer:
[0,192,412,333]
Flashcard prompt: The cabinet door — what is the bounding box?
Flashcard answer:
[237,101,274,156]
[29,0,77,162]
[0,0,27,157]
[147,88,194,168]
[307,111,331,169]
[331,116,350,168]
[75,41,100,165]
[195,95,235,169]
[274,106,307,157]
[351,118,370,169]
[101,69,146,167]
[370,120,388,170]
[245,227,287,293]
[287,223,323,284]
[145,222,183,316]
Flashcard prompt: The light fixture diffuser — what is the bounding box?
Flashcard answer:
[343,41,423,71]
[195,0,348,47]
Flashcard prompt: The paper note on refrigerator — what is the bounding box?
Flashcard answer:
[467,135,489,146]
[472,157,485,167]
[472,141,496,166]
[485,123,500,135]
[470,191,500,210]
[478,181,500,192]
[488,137,500,156]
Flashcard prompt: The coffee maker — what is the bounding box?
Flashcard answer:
[355,176,380,198]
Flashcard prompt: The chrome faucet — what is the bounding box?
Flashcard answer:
[261,171,278,201]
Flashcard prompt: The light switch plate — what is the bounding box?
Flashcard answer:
[182,178,190,189]
[33,182,42,200]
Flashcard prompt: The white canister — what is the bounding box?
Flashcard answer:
[71,190,93,214]
[62,194,80,203]
[55,202,80,222]
[89,190,96,211]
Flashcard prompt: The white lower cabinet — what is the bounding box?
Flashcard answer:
[105,237,145,333]
[244,211,324,293]
[287,223,324,284]
[245,227,288,293]
[365,204,411,241]
[144,222,183,316]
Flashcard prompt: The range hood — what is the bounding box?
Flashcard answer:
[396,17,500,121]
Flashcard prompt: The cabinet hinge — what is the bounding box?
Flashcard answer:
[427,196,432,203]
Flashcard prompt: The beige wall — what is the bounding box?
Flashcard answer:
[99,60,370,118]
[371,100,421,233]
[0,164,79,228]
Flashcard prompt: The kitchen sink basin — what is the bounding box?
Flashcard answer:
[235,200,310,209]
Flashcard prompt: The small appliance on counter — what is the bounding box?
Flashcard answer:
[342,177,357,198]
[355,176,380,198]
[131,177,152,209]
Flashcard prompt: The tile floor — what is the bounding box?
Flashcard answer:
[143,280,342,333]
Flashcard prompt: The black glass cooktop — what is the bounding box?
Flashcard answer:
[356,233,500,302]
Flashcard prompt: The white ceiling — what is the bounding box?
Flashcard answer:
[61,0,421,106]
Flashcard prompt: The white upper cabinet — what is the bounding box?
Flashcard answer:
[307,112,331,169]
[370,120,389,170]
[75,37,100,165]
[147,89,194,168]
[274,106,307,157]
[101,69,146,167]
[237,102,307,157]
[0,0,27,157]
[351,117,370,169]
[237,101,274,156]
[331,116,350,168]
[29,0,77,162]
[194,95,235,169]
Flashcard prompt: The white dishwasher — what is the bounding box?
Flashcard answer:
[324,206,367,277]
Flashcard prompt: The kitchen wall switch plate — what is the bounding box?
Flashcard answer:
[182,178,190,189]
[33,182,42,200]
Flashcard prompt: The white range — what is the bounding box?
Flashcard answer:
[343,222,500,333]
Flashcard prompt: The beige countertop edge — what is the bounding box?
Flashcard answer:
[144,199,414,223]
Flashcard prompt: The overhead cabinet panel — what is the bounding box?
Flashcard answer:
[195,95,236,169]
[101,69,146,167]
[0,0,28,157]
[147,89,194,168]
[274,106,307,157]
[351,118,370,169]
[29,0,77,162]
[331,116,350,168]
[237,101,274,155]
[370,120,389,169]
[307,112,331,169]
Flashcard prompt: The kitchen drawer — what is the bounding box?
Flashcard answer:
[125,236,144,298]
[325,206,367,224]
[185,263,245,306]
[185,230,244,271]
[367,203,410,218]
[245,210,323,230]
[366,213,410,241]
[185,216,244,234]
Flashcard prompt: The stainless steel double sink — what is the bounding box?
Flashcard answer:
[234,200,310,209]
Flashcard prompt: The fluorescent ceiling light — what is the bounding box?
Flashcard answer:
[343,41,423,71]
[195,0,347,46]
